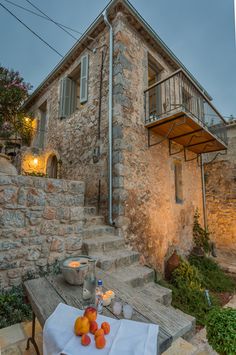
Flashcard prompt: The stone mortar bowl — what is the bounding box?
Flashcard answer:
[61,256,92,286]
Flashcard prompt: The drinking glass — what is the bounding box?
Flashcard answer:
[112,299,122,316]
[123,304,133,319]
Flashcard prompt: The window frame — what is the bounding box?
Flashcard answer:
[174,160,183,204]
[58,54,89,119]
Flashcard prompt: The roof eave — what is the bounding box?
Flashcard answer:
[122,0,212,100]
[23,0,213,110]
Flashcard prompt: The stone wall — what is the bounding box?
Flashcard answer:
[24,11,204,274]
[0,174,85,288]
[205,123,236,256]
[24,30,110,215]
[112,14,203,273]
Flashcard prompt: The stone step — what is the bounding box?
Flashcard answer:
[82,225,117,238]
[84,215,105,227]
[110,263,155,288]
[214,256,236,275]
[133,292,195,342]
[92,249,140,271]
[162,337,198,355]
[83,235,125,254]
[135,281,172,306]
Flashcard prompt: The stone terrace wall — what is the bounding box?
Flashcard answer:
[0,174,85,289]
[205,124,236,256]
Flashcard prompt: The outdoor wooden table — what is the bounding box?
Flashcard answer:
[24,271,172,354]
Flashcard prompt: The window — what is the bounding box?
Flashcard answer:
[174,161,183,204]
[34,101,46,149]
[148,56,163,116]
[46,154,58,178]
[59,54,89,118]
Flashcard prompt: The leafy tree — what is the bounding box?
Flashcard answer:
[0,66,32,143]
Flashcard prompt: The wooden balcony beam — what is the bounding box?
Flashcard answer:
[186,138,215,148]
[169,128,203,140]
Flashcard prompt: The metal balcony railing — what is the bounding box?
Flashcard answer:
[144,69,228,145]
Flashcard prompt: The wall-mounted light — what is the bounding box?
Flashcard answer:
[33,157,38,166]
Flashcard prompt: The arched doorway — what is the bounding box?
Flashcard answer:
[46,154,58,178]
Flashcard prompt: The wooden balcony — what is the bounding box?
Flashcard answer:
[144,69,228,154]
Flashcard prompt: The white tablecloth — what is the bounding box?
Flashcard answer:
[43,303,159,355]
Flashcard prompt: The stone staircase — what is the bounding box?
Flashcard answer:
[82,208,195,345]
[213,250,236,277]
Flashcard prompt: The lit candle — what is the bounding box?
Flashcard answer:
[68,261,81,268]
[103,294,111,307]
[106,290,115,299]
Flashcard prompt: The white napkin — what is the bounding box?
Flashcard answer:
[43,303,159,355]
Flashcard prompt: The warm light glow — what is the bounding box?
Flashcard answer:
[33,158,38,166]
[24,117,30,123]
[105,290,115,299]
[68,261,81,268]
[102,294,111,306]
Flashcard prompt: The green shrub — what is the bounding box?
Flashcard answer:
[160,258,220,325]
[189,255,235,293]
[172,259,203,291]
[159,255,235,326]
[159,278,218,326]
[193,209,211,253]
[172,285,217,326]
[0,260,61,329]
[0,285,32,329]
[24,171,47,177]
[206,307,236,355]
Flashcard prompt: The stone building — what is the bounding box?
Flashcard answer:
[205,121,236,258]
[22,0,227,272]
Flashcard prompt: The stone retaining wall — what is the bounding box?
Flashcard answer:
[205,123,236,256]
[0,174,85,288]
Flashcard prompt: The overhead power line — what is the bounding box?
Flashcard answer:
[3,0,89,37]
[25,0,78,41]
[0,2,63,57]
[24,0,94,51]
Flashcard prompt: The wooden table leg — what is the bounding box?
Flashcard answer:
[26,312,40,355]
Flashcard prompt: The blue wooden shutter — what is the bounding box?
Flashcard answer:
[59,77,76,118]
[70,80,77,114]
[59,78,65,118]
[38,111,46,148]
[80,54,89,104]
[64,77,72,117]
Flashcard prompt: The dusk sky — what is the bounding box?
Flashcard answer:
[0,0,235,118]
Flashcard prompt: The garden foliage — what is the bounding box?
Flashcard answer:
[0,66,33,145]
[193,209,211,253]
[206,307,236,355]
[0,286,32,329]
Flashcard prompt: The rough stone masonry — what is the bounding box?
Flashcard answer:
[205,122,236,257]
[22,6,203,274]
[0,174,85,288]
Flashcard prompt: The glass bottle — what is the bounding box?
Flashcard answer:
[96,279,104,314]
[82,259,96,308]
